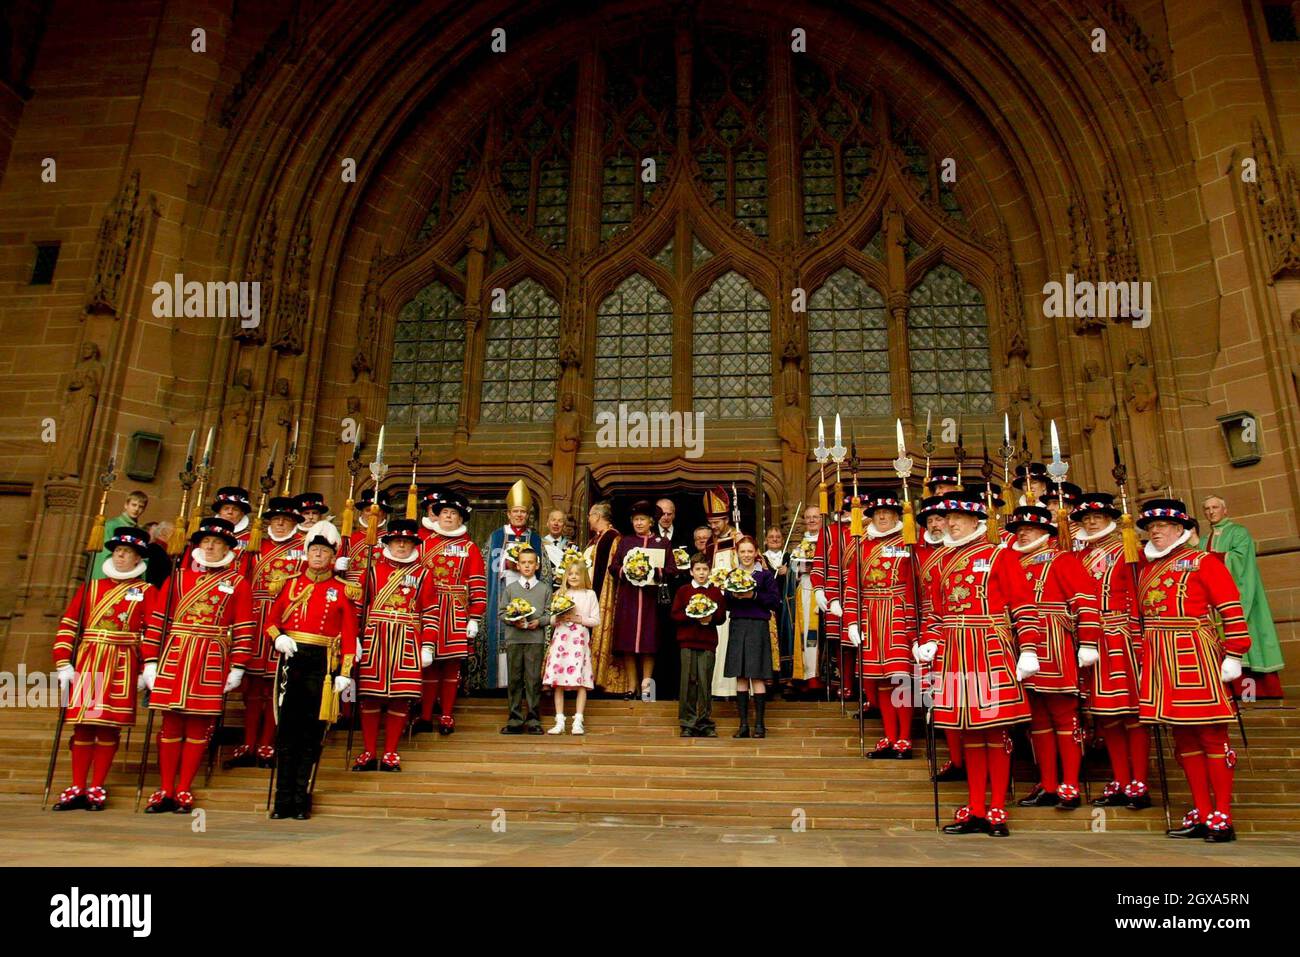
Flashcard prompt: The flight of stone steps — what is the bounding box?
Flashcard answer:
[2,698,1297,833]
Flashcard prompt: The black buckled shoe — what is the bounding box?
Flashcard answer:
[351,751,378,772]
[1203,811,1235,842]
[988,809,1010,837]
[144,790,175,814]
[1124,781,1152,811]
[1167,810,1209,839]
[412,718,435,734]
[380,752,402,772]
[934,760,966,782]
[174,791,194,814]
[867,738,895,760]
[680,728,696,737]
[1055,785,1081,811]
[941,807,991,834]
[255,745,276,769]
[223,745,257,770]
[85,786,108,811]
[438,715,456,735]
[1092,781,1127,807]
[269,806,291,820]
[892,739,913,760]
[52,787,88,811]
[1017,785,1060,808]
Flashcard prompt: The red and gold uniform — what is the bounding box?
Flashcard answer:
[1009,507,1103,807]
[1136,499,1251,839]
[354,521,430,769]
[915,500,964,779]
[142,518,255,813]
[843,503,918,757]
[1072,492,1150,807]
[809,504,852,697]
[229,518,304,767]
[51,528,157,811]
[264,549,359,818]
[419,505,488,734]
[922,494,1042,833]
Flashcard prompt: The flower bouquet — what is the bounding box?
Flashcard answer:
[794,539,817,561]
[685,592,718,621]
[724,567,756,597]
[505,541,529,564]
[672,546,690,569]
[560,546,585,570]
[622,547,653,586]
[503,597,535,623]
[706,566,731,589]
[549,592,576,616]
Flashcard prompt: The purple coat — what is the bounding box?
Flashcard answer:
[610,534,677,654]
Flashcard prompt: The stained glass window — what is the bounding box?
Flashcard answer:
[594,275,673,415]
[601,39,675,241]
[862,231,884,259]
[691,33,770,238]
[693,271,771,418]
[809,269,890,417]
[480,278,560,422]
[499,67,575,249]
[415,135,481,244]
[795,59,875,236]
[692,234,713,267]
[387,281,465,425]
[651,236,674,272]
[907,265,993,414]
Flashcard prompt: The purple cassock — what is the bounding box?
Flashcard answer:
[610,533,678,654]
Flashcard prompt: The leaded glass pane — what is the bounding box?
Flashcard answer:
[795,58,876,236]
[601,37,675,243]
[692,271,771,418]
[692,234,713,268]
[479,278,560,422]
[652,236,674,272]
[594,274,673,415]
[386,281,466,425]
[498,66,575,249]
[907,265,994,414]
[808,268,890,418]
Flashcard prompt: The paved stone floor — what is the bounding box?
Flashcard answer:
[4,807,1299,866]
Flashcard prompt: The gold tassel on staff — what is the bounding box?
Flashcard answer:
[814,417,829,515]
[341,436,362,539]
[405,420,420,521]
[1047,419,1071,550]
[1110,424,1141,563]
[895,419,917,545]
[85,433,122,551]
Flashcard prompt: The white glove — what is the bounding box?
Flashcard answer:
[223,669,243,693]
[274,634,298,658]
[914,641,938,664]
[828,600,843,618]
[846,624,862,647]
[1078,646,1101,669]
[1015,650,1041,682]
[333,674,353,695]
[142,661,157,691]
[814,589,829,613]
[56,665,76,693]
[1220,657,1242,683]
[466,619,479,639]
[334,555,350,572]
[420,646,434,669]
[137,672,149,692]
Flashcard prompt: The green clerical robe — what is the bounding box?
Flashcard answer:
[1206,519,1285,673]
[89,512,134,581]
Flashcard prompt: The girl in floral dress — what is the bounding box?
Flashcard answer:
[543,560,600,735]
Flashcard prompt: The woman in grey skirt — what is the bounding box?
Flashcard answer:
[723,536,780,738]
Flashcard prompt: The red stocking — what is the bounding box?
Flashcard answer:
[1126,720,1150,786]
[944,728,964,767]
[1099,717,1130,786]
[420,666,438,722]
[158,713,184,794]
[875,681,896,741]
[962,732,988,818]
[91,727,120,788]
[1047,695,1081,792]
[1028,694,1058,792]
[70,726,96,790]
[177,716,214,793]
[891,680,914,746]
[383,702,409,755]
[1197,724,1233,819]
[241,676,266,749]
[360,700,382,755]
[1172,726,1212,820]
[985,729,1012,812]
[439,660,462,720]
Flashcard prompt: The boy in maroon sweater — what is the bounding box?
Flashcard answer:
[671,554,728,737]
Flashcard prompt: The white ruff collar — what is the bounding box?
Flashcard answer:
[1075,521,1117,544]
[382,545,418,564]
[1012,532,1053,554]
[943,522,987,548]
[191,547,235,569]
[867,521,902,539]
[1145,528,1192,560]
[102,558,147,580]
[923,529,945,546]
[268,528,297,543]
[436,524,467,538]
[231,514,249,534]
[421,515,438,531]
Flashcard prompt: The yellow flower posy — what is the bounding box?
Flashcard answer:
[623,547,652,585]
[685,592,718,620]
[503,597,535,621]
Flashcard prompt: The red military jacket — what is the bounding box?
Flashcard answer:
[244,531,305,673]
[1137,545,1250,660]
[1015,541,1104,649]
[842,529,918,638]
[419,528,488,658]
[365,553,432,642]
[55,575,157,668]
[142,565,255,668]
[913,532,948,619]
[809,519,850,638]
[921,538,1044,654]
[264,568,359,672]
[1075,531,1136,623]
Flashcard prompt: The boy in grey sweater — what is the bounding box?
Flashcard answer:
[499,548,552,734]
